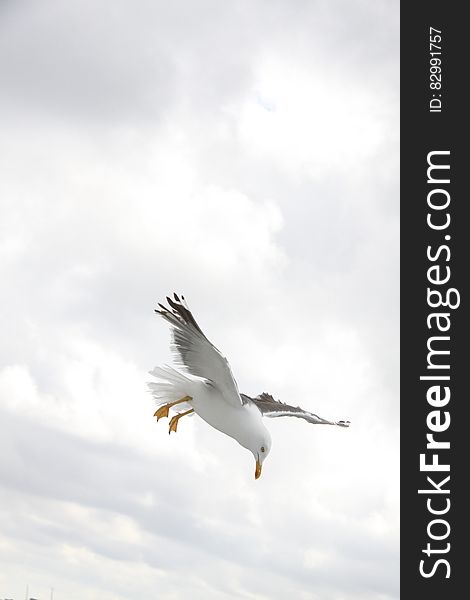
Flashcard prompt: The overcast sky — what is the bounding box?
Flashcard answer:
[0,1,399,599]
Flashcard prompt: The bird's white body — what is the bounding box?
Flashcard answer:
[191,384,269,451]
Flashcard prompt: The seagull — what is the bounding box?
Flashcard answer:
[148,294,350,479]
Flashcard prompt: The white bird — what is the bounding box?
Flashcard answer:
[148,293,350,479]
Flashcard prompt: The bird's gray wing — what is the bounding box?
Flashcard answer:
[245,392,350,427]
[155,293,242,407]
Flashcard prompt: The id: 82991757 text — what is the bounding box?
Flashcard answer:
[429,27,443,113]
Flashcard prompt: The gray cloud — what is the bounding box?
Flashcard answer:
[0,0,398,598]
[0,408,398,599]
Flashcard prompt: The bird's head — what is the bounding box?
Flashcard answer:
[251,430,272,480]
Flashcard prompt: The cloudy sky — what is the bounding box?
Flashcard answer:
[0,1,399,599]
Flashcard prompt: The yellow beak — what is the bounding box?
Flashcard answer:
[255,459,262,480]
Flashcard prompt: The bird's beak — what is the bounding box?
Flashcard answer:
[255,459,262,480]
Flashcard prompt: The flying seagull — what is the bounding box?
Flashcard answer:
[148,294,350,479]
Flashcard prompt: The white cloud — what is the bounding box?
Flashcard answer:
[238,58,387,178]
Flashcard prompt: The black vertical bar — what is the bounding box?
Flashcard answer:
[401,2,466,598]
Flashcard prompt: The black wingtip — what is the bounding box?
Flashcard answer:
[167,296,178,311]
[173,292,180,302]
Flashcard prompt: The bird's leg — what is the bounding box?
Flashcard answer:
[154,395,192,421]
[169,409,194,434]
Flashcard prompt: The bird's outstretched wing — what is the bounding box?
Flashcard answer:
[244,392,350,427]
[155,293,242,407]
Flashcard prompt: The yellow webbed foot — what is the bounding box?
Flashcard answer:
[168,415,179,434]
[168,408,195,434]
[154,396,193,422]
[154,404,170,421]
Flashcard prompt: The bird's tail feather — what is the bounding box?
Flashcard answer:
[148,365,199,412]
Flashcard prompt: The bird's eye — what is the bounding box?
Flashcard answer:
[261,446,265,453]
